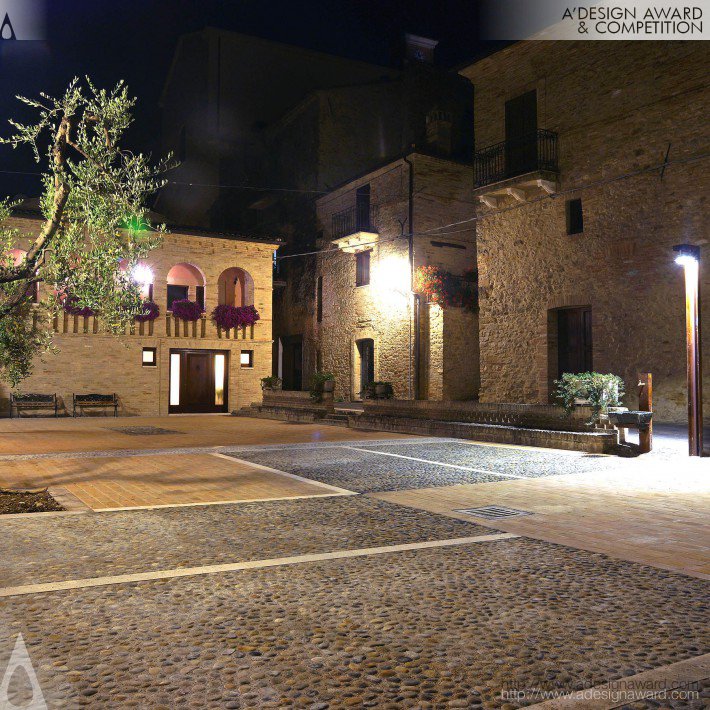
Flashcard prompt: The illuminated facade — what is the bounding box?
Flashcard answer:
[3,208,278,417]
[311,152,479,401]
[460,40,709,423]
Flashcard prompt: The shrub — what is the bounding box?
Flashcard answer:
[211,304,260,329]
[134,300,160,322]
[170,299,204,321]
[554,372,625,424]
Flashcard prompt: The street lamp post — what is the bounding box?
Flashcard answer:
[673,244,703,456]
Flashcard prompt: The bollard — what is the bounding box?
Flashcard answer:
[638,372,653,454]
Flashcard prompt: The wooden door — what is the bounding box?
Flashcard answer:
[358,339,375,391]
[169,349,229,413]
[557,307,593,378]
[505,90,537,177]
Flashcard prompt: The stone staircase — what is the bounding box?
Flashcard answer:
[236,390,334,423]
[320,412,350,427]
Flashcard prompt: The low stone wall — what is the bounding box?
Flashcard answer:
[262,390,334,414]
[350,413,617,454]
[362,399,595,432]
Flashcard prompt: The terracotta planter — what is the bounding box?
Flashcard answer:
[375,383,387,397]
[322,380,335,393]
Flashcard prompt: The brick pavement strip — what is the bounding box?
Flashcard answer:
[0,538,707,708]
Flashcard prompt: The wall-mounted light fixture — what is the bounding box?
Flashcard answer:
[142,347,157,367]
[673,243,703,456]
[132,264,154,300]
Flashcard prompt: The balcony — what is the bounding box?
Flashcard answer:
[331,204,379,253]
[473,129,559,206]
[43,311,259,341]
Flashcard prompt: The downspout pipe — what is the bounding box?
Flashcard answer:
[403,154,420,400]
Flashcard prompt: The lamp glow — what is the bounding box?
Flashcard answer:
[672,243,703,457]
[675,254,698,268]
[373,255,411,296]
[131,264,154,286]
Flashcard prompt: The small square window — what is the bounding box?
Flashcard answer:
[566,198,584,235]
[240,350,253,368]
[142,347,157,367]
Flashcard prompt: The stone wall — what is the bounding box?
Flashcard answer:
[313,153,479,401]
[2,217,276,416]
[461,41,709,423]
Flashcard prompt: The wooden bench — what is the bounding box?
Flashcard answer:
[11,393,59,418]
[73,393,119,417]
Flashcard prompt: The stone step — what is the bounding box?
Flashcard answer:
[321,413,350,427]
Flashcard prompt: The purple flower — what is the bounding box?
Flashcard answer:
[170,299,204,321]
[135,300,160,322]
[61,295,95,317]
[211,304,260,329]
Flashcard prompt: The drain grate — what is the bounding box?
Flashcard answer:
[107,426,182,436]
[455,505,532,520]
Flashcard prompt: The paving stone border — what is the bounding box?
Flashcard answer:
[1,538,707,708]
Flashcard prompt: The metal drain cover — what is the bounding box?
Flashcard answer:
[107,426,182,436]
[455,505,532,520]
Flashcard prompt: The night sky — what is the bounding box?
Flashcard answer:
[0,0,498,199]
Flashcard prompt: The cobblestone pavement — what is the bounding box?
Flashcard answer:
[1,497,494,586]
[1,538,707,709]
[227,441,622,493]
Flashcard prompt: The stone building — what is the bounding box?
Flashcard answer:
[313,151,478,401]
[460,40,709,423]
[158,30,474,391]
[264,41,474,390]
[2,207,278,417]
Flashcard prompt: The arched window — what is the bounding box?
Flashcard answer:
[217,267,254,307]
[167,262,206,310]
[7,249,38,303]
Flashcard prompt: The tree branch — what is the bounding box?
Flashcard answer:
[0,113,75,285]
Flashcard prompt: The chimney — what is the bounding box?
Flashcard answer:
[404,33,438,65]
[426,108,453,156]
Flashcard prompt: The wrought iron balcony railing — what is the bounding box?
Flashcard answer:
[332,203,379,240]
[474,129,558,189]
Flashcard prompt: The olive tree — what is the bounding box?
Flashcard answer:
[0,78,171,385]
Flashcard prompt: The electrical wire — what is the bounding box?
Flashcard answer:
[0,169,330,195]
[276,150,710,260]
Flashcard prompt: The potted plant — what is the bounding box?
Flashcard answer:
[363,381,394,399]
[60,294,95,317]
[134,300,160,322]
[260,376,282,391]
[211,304,260,330]
[170,299,204,321]
[310,372,335,401]
[554,372,625,426]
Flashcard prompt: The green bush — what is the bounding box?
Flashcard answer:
[260,376,282,390]
[310,372,335,401]
[554,372,625,424]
